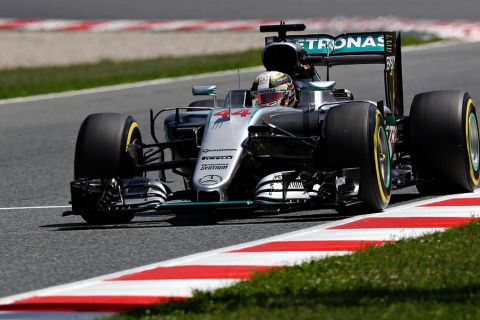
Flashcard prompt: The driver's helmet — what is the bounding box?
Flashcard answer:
[251,71,296,107]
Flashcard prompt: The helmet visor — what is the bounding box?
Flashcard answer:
[253,91,286,106]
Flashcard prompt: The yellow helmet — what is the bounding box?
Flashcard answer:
[251,71,296,107]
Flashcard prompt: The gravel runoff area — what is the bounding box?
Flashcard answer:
[0,31,267,69]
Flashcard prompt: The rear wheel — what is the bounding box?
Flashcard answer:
[410,90,479,194]
[74,113,142,224]
[325,102,391,211]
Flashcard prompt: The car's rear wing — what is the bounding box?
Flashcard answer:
[261,24,404,117]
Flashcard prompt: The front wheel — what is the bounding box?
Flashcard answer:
[74,113,142,224]
[325,102,391,211]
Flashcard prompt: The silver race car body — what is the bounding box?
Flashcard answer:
[66,23,480,224]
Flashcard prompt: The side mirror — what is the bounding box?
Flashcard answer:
[192,85,218,108]
[308,81,336,91]
[192,85,217,96]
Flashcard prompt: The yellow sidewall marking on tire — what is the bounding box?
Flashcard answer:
[373,110,390,204]
[126,122,138,152]
[465,99,479,186]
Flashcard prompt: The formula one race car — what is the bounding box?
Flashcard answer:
[65,23,479,224]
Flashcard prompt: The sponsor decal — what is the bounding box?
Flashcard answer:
[334,35,384,53]
[200,163,229,170]
[386,125,397,159]
[386,125,397,144]
[198,175,222,185]
[202,148,237,153]
[294,37,334,52]
[287,34,384,55]
[386,56,395,73]
[202,156,233,160]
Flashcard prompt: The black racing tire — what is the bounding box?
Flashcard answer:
[410,90,479,194]
[74,113,142,224]
[75,113,142,179]
[325,102,391,211]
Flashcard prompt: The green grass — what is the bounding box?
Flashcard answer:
[0,36,440,100]
[401,35,442,47]
[107,221,480,320]
[0,50,262,100]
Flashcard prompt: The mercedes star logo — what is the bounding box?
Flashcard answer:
[198,175,222,185]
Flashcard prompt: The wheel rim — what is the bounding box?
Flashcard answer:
[125,122,139,151]
[468,112,479,172]
[377,126,391,188]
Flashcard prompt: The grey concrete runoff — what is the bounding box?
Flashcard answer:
[0,42,479,297]
[1,0,478,69]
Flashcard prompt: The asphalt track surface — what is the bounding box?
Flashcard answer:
[0,0,479,20]
[1,42,480,298]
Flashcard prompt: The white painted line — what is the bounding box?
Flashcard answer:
[176,251,350,266]
[48,279,238,297]
[376,189,480,213]
[0,205,70,210]
[288,228,443,241]
[383,207,480,218]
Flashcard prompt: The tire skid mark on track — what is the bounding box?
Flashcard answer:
[1,190,480,319]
